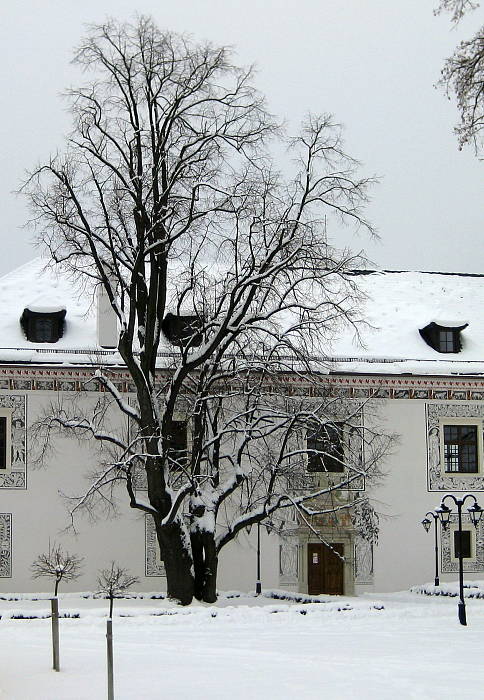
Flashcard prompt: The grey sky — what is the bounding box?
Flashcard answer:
[1,0,482,275]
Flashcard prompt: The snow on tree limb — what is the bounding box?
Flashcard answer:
[435,0,479,23]
[435,0,484,154]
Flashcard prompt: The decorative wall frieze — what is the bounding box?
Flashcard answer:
[308,510,354,529]
[0,514,12,577]
[0,365,482,401]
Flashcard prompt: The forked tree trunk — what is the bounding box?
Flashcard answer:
[155,518,194,605]
[191,529,218,603]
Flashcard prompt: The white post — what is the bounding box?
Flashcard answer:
[51,597,60,672]
[107,618,114,700]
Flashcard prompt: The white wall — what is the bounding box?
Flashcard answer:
[2,382,484,596]
[368,398,484,593]
[0,389,148,593]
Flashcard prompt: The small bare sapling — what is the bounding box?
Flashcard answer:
[97,562,139,618]
[31,544,83,596]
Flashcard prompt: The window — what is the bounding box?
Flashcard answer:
[438,330,456,353]
[0,417,7,470]
[454,530,472,559]
[419,322,467,354]
[307,423,344,473]
[167,420,188,470]
[443,424,478,473]
[0,413,12,473]
[35,317,55,342]
[161,314,202,347]
[20,308,66,343]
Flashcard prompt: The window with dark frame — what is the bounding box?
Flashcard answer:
[167,421,188,471]
[443,424,478,473]
[438,330,456,353]
[454,530,472,559]
[34,317,56,343]
[0,417,6,470]
[307,423,344,473]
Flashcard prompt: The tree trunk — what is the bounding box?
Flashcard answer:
[191,529,205,602]
[191,529,218,603]
[155,518,194,605]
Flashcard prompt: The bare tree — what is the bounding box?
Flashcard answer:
[31,544,83,597]
[24,17,389,605]
[436,1,484,154]
[97,562,138,618]
[435,0,479,23]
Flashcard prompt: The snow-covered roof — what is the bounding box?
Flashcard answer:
[1,258,484,376]
[0,258,98,363]
[327,269,484,375]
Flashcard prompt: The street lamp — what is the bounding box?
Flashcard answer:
[435,493,484,626]
[255,521,262,595]
[421,511,440,587]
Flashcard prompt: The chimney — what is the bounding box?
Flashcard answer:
[96,283,118,349]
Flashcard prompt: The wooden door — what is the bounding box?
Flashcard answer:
[307,543,344,595]
[307,543,324,595]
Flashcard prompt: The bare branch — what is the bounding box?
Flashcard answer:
[31,544,83,597]
[23,17,387,605]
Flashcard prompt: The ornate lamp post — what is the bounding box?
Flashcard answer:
[436,494,483,626]
[421,512,440,587]
[255,521,262,595]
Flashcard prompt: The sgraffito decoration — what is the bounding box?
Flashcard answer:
[1,366,484,400]
[287,400,365,493]
[354,536,374,585]
[0,514,12,577]
[0,395,26,489]
[279,541,299,585]
[440,513,484,573]
[427,403,484,492]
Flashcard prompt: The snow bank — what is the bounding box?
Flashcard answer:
[411,580,484,598]
[1,589,484,699]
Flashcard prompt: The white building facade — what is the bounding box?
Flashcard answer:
[1,260,484,596]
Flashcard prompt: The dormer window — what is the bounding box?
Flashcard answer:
[161,313,203,347]
[419,322,468,354]
[20,307,66,343]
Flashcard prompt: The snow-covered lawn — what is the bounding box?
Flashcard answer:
[1,587,483,699]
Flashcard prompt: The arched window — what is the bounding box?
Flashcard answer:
[20,307,66,343]
[419,322,468,354]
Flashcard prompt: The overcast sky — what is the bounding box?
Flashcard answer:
[1,0,482,276]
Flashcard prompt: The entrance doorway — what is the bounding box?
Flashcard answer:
[307,543,344,595]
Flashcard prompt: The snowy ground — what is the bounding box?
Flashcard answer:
[1,587,483,700]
